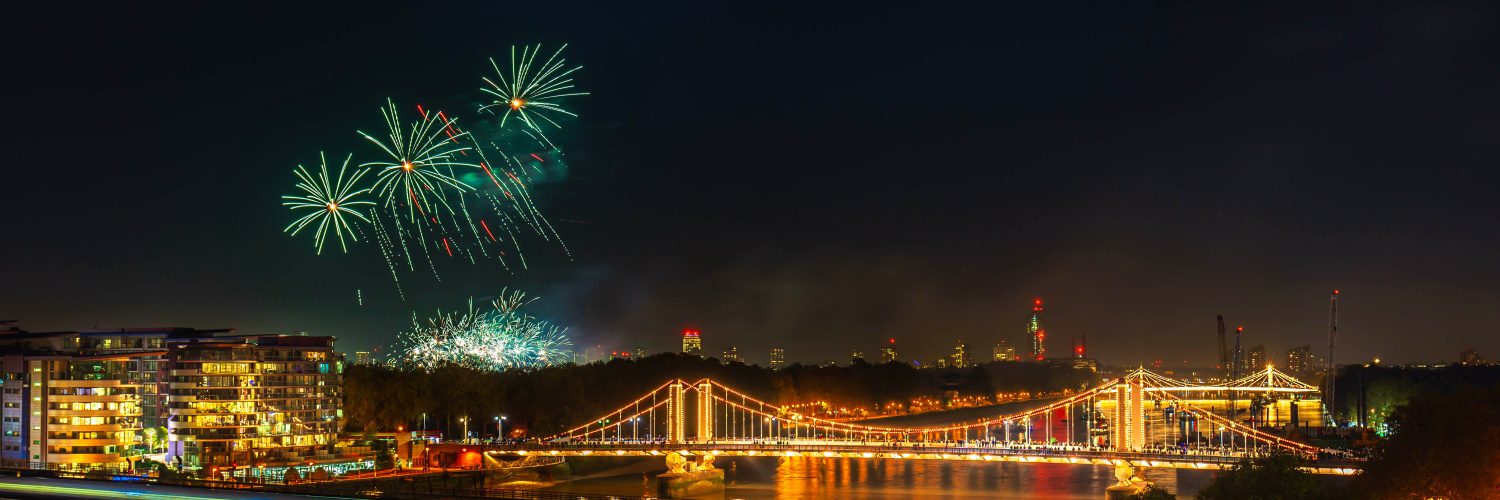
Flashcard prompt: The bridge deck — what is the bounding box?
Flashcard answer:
[489,442,1362,475]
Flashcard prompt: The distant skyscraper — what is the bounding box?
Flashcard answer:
[993,341,1016,361]
[722,346,740,363]
[851,347,864,363]
[681,329,702,356]
[769,347,785,370]
[1286,345,1313,376]
[880,338,898,363]
[1247,345,1266,370]
[355,351,370,365]
[951,341,969,368]
[1460,347,1486,365]
[1026,297,1046,361]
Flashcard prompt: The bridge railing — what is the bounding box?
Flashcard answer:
[546,370,1339,461]
[496,441,1363,470]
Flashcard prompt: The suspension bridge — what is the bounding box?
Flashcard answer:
[489,367,1361,475]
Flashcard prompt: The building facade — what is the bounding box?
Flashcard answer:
[879,338,897,364]
[951,341,969,368]
[0,327,342,471]
[993,341,1016,361]
[681,329,702,356]
[1246,345,1266,371]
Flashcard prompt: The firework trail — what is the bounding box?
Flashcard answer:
[283,46,584,292]
[389,289,572,371]
[357,98,479,221]
[480,44,588,149]
[282,152,375,254]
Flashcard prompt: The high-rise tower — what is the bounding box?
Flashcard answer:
[1026,297,1046,361]
[880,338,898,363]
[681,329,702,356]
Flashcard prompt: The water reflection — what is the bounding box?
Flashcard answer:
[543,456,1217,499]
[719,456,1212,499]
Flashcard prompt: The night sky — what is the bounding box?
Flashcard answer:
[5,2,1499,367]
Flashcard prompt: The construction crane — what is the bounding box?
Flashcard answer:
[1327,289,1339,425]
[1231,325,1244,420]
[1216,315,1228,376]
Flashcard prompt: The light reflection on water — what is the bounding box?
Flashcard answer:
[725,456,1206,499]
[550,456,1215,499]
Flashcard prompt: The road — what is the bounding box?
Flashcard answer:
[0,476,341,500]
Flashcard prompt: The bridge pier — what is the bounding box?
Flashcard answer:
[667,382,685,444]
[1112,377,1145,451]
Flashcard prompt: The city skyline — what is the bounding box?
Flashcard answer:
[5,2,1500,367]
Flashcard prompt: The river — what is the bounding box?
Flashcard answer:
[536,397,1342,498]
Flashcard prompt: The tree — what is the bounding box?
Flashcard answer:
[1127,484,1176,500]
[1350,385,1500,499]
[1195,453,1322,500]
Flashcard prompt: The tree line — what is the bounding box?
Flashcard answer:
[342,353,1098,437]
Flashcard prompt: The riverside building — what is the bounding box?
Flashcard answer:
[0,326,342,471]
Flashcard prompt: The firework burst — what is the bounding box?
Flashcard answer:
[357,98,479,220]
[282,152,375,254]
[480,44,588,148]
[390,289,571,371]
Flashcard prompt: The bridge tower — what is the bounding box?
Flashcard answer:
[697,381,714,442]
[1112,376,1146,451]
[667,381,686,444]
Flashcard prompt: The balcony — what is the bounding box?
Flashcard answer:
[46,438,126,447]
[49,423,141,432]
[49,408,143,417]
[48,394,139,403]
[48,453,128,464]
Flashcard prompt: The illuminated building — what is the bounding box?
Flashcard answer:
[768,348,784,370]
[1286,345,1313,376]
[354,351,370,365]
[993,341,1016,361]
[165,335,342,468]
[0,327,221,469]
[680,329,702,356]
[850,348,863,364]
[1026,297,1046,361]
[1247,345,1266,370]
[0,327,341,471]
[721,347,739,363]
[951,341,969,368]
[879,338,897,363]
